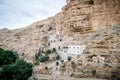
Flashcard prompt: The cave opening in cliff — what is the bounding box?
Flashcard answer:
[89,0,94,5]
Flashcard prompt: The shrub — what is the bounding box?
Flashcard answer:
[13,51,19,59]
[56,54,60,60]
[0,48,4,53]
[45,49,52,55]
[61,60,64,63]
[52,48,56,53]
[39,56,49,62]
[67,56,71,61]
[0,59,32,80]
[91,70,96,76]
[0,48,17,66]
[33,60,39,65]
[110,72,120,80]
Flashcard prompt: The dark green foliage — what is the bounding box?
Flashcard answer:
[0,59,32,80]
[0,48,17,66]
[45,49,52,55]
[61,60,64,63]
[35,48,42,60]
[13,51,19,60]
[0,48,4,52]
[52,48,56,53]
[39,55,49,62]
[110,72,120,80]
[56,54,60,60]
[0,48,32,80]
[33,60,39,65]
[67,56,71,61]
[91,70,96,76]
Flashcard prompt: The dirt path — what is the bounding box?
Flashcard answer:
[33,74,108,80]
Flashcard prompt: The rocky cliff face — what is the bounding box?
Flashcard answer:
[55,0,120,35]
[0,17,56,60]
[0,0,120,79]
[0,0,120,62]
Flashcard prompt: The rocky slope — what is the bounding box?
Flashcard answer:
[0,0,120,61]
[0,17,56,60]
[0,0,120,79]
[55,0,120,35]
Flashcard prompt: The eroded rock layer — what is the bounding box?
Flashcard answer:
[0,1,120,77]
[55,0,120,35]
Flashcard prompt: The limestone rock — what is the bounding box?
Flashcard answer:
[0,1,120,78]
[0,17,56,61]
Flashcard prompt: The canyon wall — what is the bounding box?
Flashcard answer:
[55,0,120,35]
[0,0,120,61]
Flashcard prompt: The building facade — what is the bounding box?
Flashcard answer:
[67,45,86,55]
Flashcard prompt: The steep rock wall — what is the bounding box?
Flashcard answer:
[55,0,120,35]
[0,0,120,61]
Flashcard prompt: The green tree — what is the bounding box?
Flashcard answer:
[0,59,33,80]
[0,49,17,66]
[0,48,4,52]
